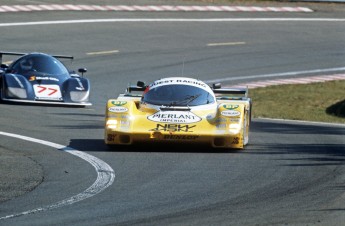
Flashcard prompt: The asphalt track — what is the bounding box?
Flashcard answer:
[1,1,345,225]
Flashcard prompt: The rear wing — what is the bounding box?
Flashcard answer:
[0,51,74,64]
[212,86,249,100]
[126,85,146,93]
[124,81,146,97]
[213,87,248,96]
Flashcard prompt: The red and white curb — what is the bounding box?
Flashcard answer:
[230,74,345,89]
[0,5,313,13]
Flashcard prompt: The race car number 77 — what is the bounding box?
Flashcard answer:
[33,84,62,100]
[37,85,58,95]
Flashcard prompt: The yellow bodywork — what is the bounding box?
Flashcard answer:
[104,95,251,149]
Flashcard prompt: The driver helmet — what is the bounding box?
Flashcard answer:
[20,58,33,71]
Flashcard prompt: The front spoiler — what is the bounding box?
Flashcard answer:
[105,129,244,149]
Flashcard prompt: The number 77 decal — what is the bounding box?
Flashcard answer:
[37,85,58,95]
[33,84,62,99]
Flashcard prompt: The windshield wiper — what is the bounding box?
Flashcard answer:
[168,94,201,106]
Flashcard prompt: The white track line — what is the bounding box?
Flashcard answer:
[0,131,115,220]
[1,18,345,27]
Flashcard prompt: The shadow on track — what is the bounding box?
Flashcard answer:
[68,120,344,156]
[243,120,345,166]
[250,119,345,135]
[246,143,345,165]
[68,138,242,154]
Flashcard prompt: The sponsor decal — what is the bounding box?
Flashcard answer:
[221,110,240,117]
[163,135,199,140]
[148,77,212,93]
[108,106,128,113]
[232,137,240,144]
[29,76,59,82]
[148,111,201,124]
[150,124,196,132]
[120,121,130,128]
[223,104,239,110]
[111,101,127,106]
[33,84,62,100]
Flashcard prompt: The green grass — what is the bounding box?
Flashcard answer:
[250,80,345,123]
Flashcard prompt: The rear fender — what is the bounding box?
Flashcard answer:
[217,103,246,147]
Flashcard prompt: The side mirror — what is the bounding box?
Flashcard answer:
[137,81,145,88]
[78,68,87,77]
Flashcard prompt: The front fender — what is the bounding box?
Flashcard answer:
[3,73,33,99]
[62,77,90,102]
[106,99,138,118]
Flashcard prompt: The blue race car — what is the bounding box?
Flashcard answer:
[0,51,91,106]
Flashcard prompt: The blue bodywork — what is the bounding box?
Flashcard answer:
[0,52,91,106]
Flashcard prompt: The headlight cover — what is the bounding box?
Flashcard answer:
[229,123,241,134]
[70,91,89,102]
[7,87,27,98]
[106,119,118,129]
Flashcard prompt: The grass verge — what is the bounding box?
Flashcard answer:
[250,80,345,124]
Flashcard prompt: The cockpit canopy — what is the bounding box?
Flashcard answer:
[142,77,216,107]
[10,53,70,79]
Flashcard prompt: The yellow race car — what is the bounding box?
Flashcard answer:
[105,77,251,149]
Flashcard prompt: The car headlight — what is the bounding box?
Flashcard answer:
[70,91,89,102]
[229,124,241,134]
[106,119,118,129]
[7,87,27,98]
